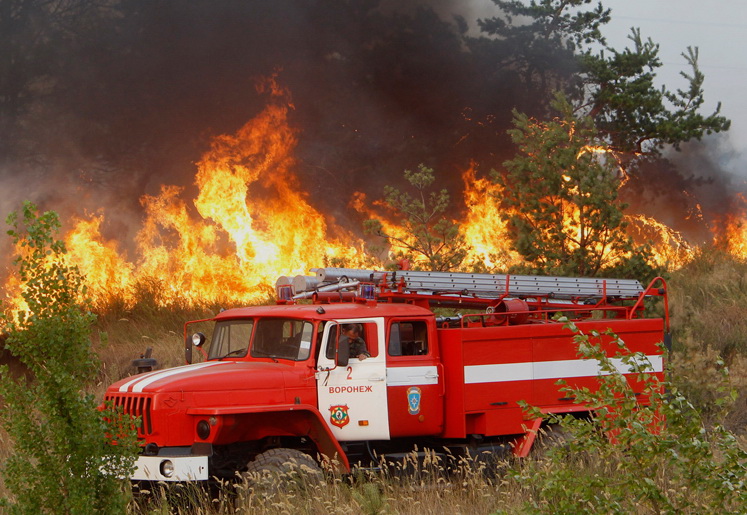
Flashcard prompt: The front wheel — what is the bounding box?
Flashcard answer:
[237,448,324,504]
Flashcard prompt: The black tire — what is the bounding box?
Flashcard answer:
[532,423,573,458]
[237,448,324,503]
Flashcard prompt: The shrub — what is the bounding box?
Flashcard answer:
[0,202,138,514]
[513,319,747,514]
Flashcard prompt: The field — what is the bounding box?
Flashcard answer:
[2,248,747,513]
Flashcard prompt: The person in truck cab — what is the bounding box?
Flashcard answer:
[340,323,369,360]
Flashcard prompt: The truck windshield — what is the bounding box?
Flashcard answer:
[208,320,254,360]
[250,318,314,361]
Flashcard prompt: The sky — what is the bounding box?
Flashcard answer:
[451,0,747,176]
[604,1,747,166]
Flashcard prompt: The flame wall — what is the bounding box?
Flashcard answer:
[1,1,745,310]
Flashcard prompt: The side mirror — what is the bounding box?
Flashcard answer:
[336,332,349,367]
[185,336,192,364]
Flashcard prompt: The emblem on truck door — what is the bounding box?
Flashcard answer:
[407,387,422,415]
[329,404,350,428]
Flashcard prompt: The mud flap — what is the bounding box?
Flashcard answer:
[511,417,543,458]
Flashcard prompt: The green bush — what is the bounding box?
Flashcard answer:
[0,202,138,514]
[513,319,747,514]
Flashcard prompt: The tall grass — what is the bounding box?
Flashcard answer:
[3,247,747,512]
[130,453,511,514]
[667,247,747,431]
[90,278,239,393]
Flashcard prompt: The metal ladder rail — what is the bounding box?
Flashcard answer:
[314,267,644,301]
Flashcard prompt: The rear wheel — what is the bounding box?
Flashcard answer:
[532,423,573,458]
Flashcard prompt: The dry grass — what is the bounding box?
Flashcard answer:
[3,248,747,511]
[130,453,518,514]
[667,247,747,434]
[90,303,226,398]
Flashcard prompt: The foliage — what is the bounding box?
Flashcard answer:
[479,0,730,157]
[0,201,137,514]
[513,319,747,514]
[477,0,609,103]
[580,33,730,155]
[364,164,468,271]
[482,1,727,279]
[495,94,657,277]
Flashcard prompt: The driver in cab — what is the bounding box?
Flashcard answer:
[339,323,370,360]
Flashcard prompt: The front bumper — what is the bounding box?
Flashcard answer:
[131,455,209,481]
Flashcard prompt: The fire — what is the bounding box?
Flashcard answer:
[718,194,747,259]
[625,214,696,268]
[3,78,372,312]
[3,81,747,315]
[460,166,521,270]
[350,191,418,263]
[65,214,134,307]
[724,217,747,258]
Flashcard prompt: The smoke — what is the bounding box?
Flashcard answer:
[619,133,747,246]
[3,1,517,222]
[0,0,740,265]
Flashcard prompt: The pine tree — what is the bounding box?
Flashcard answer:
[364,164,468,271]
[495,94,655,277]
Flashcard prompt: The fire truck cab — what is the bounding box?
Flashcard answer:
[103,267,668,482]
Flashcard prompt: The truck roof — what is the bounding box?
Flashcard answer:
[214,301,433,322]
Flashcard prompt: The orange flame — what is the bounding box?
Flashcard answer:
[65,214,135,306]
[5,82,747,316]
[717,193,747,259]
[461,165,521,270]
[625,214,695,268]
[30,78,372,309]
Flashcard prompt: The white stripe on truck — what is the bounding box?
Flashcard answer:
[119,362,230,393]
[465,355,663,384]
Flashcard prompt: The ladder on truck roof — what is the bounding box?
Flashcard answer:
[283,267,645,301]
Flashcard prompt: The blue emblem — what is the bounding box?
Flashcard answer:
[407,386,422,415]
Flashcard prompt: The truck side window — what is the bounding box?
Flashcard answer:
[326,322,378,360]
[388,321,428,356]
[297,322,314,360]
[325,324,339,360]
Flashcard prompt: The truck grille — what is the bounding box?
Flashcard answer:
[104,393,153,436]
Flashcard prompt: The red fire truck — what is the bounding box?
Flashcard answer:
[103,267,668,481]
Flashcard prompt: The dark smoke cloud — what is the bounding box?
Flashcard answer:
[2,1,522,228]
[621,133,747,246]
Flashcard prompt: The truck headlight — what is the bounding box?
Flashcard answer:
[160,460,174,478]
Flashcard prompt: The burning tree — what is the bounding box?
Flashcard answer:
[364,164,468,271]
[482,0,729,277]
[496,94,655,278]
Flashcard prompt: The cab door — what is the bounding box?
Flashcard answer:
[385,318,444,437]
[316,318,390,441]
